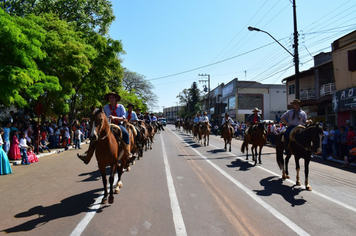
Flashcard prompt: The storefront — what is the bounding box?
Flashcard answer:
[332,87,356,126]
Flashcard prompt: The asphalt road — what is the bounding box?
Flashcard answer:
[1,124,355,236]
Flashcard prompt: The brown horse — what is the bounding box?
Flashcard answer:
[199,122,210,146]
[125,122,138,171]
[145,123,154,149]
[175,120,182,131]
[221,123,234,151]
[241,123,267,165]
[275,124,323,191]
[136,121,148,156]
[89,107,127,204]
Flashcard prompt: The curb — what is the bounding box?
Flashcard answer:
[9,141,89,166]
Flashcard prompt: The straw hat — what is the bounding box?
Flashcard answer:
[252,107,260,112]
[290,99,302,105]
[203,111,207,115]
[104,92,121,102]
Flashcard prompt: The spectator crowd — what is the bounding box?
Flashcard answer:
[1,110,90,175]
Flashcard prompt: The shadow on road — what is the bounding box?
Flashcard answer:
[254,176,306,207]
[1,189,102,234]
[226,158,255,171]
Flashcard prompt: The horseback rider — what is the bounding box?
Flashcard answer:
[150,113,164,131]
[245,107,262,141]
[77,92,131,164]
[220,113,234,138]
[143,111,151,124]
[126,103,141,145]
[280,99,308,155]
[200,111,211,127]
[136,107,144,120]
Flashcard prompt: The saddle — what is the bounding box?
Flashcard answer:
[289,125,305,141]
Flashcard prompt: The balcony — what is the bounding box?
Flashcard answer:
[300,89,315,100]
[320,82,336,97]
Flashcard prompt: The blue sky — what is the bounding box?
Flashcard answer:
[109,0,356,112]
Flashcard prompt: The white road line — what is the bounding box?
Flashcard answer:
[168,128,310,236]
[160,134,188,236]
[70,192,105,236]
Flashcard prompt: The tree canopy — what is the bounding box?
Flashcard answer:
[0,2,157,124]
[177,82,202,118]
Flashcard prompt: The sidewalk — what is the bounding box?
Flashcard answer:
[9,141,89,166]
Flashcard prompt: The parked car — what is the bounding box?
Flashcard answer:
[158,118,167,126]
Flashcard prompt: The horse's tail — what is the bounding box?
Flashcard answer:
[241,140,246,153]
[275,133,284,170]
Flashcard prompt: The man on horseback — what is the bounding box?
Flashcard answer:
[126,103,141,140]
[245,107,262,142]
[200,111,211,127]
[136,107,144,120]
[77,92,131,164]
[220,113,234,138]
[150,113,164,131]
[280,99,307,155]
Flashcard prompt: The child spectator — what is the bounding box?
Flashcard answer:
[19,132,30,165]
[342,146,356,168]
[74,126,82,149]
[8,130,21,160]
[0,128,13,175]
[27,146,39,163]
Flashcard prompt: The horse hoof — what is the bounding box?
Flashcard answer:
[118,181,123,188]
[259,162,262,164]
[296,181,301,186]
[127,167,131,172]
[245,157,248,160]
[286,175,290,179]
[114,188,120,194]
[132,161,135,165]
[109,196,114,204]
[101,198,108,204]
[306,186,312,191]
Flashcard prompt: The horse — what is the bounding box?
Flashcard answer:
[221,123,234,151]
[125,122,138,170]
[136,121,148,156]
[145,122,154,149]
[199,122,210,146]
[275,124,323,191]
[240,123,267,165]
[89,107,127,204]
[175,120,181,131]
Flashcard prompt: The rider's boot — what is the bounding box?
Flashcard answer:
[77,141,95,164]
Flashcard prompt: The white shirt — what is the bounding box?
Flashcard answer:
[279,126,286,132]
[19,138,28,149]
[200,116,209,122]
[221,117,233,125]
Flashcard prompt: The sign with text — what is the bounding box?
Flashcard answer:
[333,87,356,112]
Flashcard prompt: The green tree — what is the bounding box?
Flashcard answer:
[0,8,61,108]
[177,82,202,118]
[122,69,158,110]
[0,0,115,35]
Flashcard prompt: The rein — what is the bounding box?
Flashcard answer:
[292,126,314,152]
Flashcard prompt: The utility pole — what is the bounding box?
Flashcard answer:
[248,0,300,100]
[293,0,300,99]
[198,74,211,115]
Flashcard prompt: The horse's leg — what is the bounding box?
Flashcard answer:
[284,154,291,179]
[99,166,108,204]
[224,139,227,151]
[304,157,312,191]
[207,134,209,146]
[295,156,301,186]
[258,145,262,164]
[108,164,116,204]
[229,139,231,152]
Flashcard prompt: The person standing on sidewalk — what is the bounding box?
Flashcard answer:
[0,128,12,175]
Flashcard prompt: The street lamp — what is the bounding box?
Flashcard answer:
[198,74,211,115]
[247,1,299,99]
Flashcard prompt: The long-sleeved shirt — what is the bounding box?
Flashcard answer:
[281,109,307,126]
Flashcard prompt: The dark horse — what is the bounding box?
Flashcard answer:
[241,122,267,165]
[275,124,323,191]
[89,107,128,204]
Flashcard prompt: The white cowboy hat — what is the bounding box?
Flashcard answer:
[252,107,260,112]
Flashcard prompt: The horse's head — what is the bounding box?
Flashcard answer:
[89,106,107,141]
[307,123,324,154]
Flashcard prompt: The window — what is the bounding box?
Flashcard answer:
[276,91,280,93]
[348,49,356,71]
[289,84,295,95]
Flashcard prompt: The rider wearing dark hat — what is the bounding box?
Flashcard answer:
[136,107,144,120]
[281,99,308,155]
[77,91,131,164]
[245,107,262,141]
